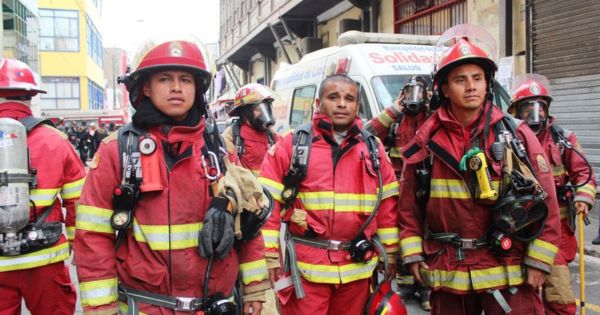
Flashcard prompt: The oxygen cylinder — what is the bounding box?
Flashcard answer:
[0,118,31,235]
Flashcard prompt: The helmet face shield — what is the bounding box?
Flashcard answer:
[516,100,547,133]
[252,102,275,130]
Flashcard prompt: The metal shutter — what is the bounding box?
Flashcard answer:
[532,0,600,186]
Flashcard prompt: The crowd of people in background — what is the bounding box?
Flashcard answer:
[57,120,120,163]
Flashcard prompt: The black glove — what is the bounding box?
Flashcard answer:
[199,197,235,259]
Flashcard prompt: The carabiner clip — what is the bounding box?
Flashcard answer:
[202,151,221,181]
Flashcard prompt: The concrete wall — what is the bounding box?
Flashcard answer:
[379,0,395,34]
[318,6,362,47]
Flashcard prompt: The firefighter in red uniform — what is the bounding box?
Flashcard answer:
[0,58,86,315]
[223,83,281,176]
[509,73,597,315]
[74,39,270,315]
[259,74,400,315]
[365,75,431,310]
[398,25,561,314]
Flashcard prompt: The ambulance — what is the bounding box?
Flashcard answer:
[270,30,510,132]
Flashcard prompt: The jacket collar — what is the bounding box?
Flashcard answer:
[313,113,362,141]
[240,122,269,142]
[152,117,205,144]
[0,101,33,120]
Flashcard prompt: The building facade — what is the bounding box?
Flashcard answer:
[37,0,106,124]
[101,47,128,126]
[218,0,599,184]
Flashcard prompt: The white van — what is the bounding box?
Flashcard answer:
[270,31,438,133]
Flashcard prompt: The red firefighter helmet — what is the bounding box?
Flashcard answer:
[0,58,46,98]
[365,281,407,315]
[433,24,498,88]
[508,73,553,114]
[121,38,212,108]
[229,83,274,116]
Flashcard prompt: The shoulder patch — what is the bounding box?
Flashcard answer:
[40,124,68,140]
[536,153,549,173]
[89,153,101,169]
[102,131,118,144]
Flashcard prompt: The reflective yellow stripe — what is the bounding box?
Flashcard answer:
[80,278,118,307]
[76,205,114,234]
[559,206,569,220]
[553,166,566,177]
[378,110,395,128]
[377,227,400,246]
[118,301,149,315]
[258,177,284,203]
[527,239,558,265]
[389,146,402,158]
[262,229,279,249]
[0,242,69,271]
[397,274,415,285]
[298,191,334,211]
[30,188,60,207]
[66,226,75,241]
[133,221,202,250]
[380,181,400,199]
[61,177,85,199]
[430,179,500,200]
[577,183,596,197]
[400,236,422,258]
[297,256,378,284]
[334,193,377,213]
[240,259,269,285]
[422,264,525,292]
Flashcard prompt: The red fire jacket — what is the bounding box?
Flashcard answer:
[398,103,561,294]
[259,114,400,284]
[75,119,269,314]
[0,102,85,272]
[222,123,281,175]
[538,117,596,264]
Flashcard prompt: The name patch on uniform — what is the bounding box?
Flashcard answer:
[535,154,549,173]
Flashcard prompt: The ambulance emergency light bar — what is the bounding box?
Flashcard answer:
[338,30,439,46]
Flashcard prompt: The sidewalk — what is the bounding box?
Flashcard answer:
[580,198,600,258]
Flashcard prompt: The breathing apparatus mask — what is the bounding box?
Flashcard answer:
[401,76,429,115]
[248,102,275,131]
[515,100,548,134]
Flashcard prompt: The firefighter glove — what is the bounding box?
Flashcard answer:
[200,197,235,259]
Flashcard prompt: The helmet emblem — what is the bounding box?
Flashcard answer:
[17,71,24,77]
[169,42,183,57]
[459,44,472,56]
[529,82,541,95]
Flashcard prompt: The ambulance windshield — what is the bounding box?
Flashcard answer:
[372,75,432,110]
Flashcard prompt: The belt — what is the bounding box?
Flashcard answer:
[427,231,488,249]
[290,235,351,251]
[118,285,205,314]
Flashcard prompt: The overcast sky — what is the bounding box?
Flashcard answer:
[101,0,220,57]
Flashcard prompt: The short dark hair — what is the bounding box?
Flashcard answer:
[318,75,360,100]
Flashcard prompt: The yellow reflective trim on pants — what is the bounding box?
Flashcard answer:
[527,239,559,265]
[377,227,400,245]
[240,259,269,285]
[30,188,60,207]
[80,277,118,307]
[258,177,284,203]
[262,229,280,249]
[132,221,202,250]
[297,257,378,284]
[422,265,525,292]
[380,181,400,199]
[66,226,75,241]
[76,205,114,234]
[553,166,565,177]
[0,242,69,272]
[400,236,422,257]
[61,177,85,199]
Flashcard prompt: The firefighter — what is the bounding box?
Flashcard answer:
[398,25,561,314]
[365,75,431,310]
[223,83,280,176]
[0,58,86,314]
[509,73,597,315]
[74,38,270,315]
[259,74,400,315]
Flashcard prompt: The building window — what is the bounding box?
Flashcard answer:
[41,77,80,110]
[2,0,40,70]
[86,16,103,66]
[394,0,466,35]
[88,80,104,110]
[39,9,79,51]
